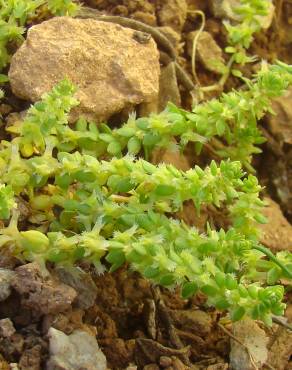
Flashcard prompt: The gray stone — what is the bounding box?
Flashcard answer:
[158,62,181,111]
[47,328,107,370]
[0,268,15,302]
[12,262,77,315]
[169,309,212,337]
[229,318,268,370]
[9,17,160,123]
[187,31,225,75]
[55,266,97,309]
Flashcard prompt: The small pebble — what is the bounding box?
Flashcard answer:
[0,319,15,338]
[160,356,173,367]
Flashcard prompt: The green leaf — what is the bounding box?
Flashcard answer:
[77,203,91,215]
[99,123,112,134]
[238,285,249,298]
[55,174,73,188]
[99,133,114,143]
[267,267,281,285]
[232,69,243,77]
[0,74,9,83]
[0,185,15,219]
[136,118,149,130]
[225,46,236,53]
[115,178,135,193]
[76,118,87,131]
[127,136,142,155]
[159,274,175,286]
[271,303,285,316]
[118,214,136,227]
[74,170,96,183]
[215,298,230,310]
[201,284,219,297]
[20,230,49,253]
[194,142,203,155]
[182,282,198,298]
[135,214,153,231]
[214,272,226,288]
[143,133,161,147]
[63,199,79,211]
[47,250,69,263]
[248,285,258,299]
[107,141,122,155]
[143,266,160,279]
[116,127,136,137]
[107,175,121,190]
[225,274,238,290]
[106,250,125,272]
[155,185,176,196]
[253,213,268,224]
[216,120,226,136]
[231,307,245,321]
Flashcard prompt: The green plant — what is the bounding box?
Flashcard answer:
[0,184,15,219]
[6,62,291,172]
[0,70,291,325]
[192,0,271,94]
[224,0,270,68]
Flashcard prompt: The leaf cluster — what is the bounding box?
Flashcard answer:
[6,63,290,172]
[224,0,270,67]
[0,74,291,325]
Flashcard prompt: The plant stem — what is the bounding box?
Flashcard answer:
[253,245,292,279]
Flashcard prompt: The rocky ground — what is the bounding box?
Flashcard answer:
[0,0,292,369]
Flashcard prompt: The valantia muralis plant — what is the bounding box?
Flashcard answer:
[0,61,292,325]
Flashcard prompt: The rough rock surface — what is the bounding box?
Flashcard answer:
[9,17,160,122]
[47,328,107,370]
[18,345,42,370]
[55,266,98,309]
[266,87,292,146]
[260,197,292,252]
[0,268,15,302]
[0,318,16,338]
[158,62,181,111]
[229,318,268,370]
[169,309,212,337]
[11,262,77,315]
[158,26,181,53]
[157,0,188,32]
[187,31,225,74]
[267,326,292,370]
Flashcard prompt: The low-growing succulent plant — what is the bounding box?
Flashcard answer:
[0,61,291,325]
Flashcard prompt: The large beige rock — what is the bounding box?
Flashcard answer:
[9,17,160,122]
